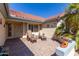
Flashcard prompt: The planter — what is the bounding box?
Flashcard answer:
[56,40,76,56]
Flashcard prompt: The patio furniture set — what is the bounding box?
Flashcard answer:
[24,30,47,43]
[25,30,76,56]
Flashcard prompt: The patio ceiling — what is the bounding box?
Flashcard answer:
[0,3,9,18]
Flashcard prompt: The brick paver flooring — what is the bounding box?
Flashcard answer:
[4,38,59,56]
[4,38,78,56]
[20,38,59,56]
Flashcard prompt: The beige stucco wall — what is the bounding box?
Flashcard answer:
[0,11,6,46]
[43,21,57,28]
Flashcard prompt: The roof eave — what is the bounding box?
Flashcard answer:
[7,15,44,23]
[3,3,9,18]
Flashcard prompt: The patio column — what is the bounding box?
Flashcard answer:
[33,24,34,32]
[38,24,40,31]
[23,23,26,35]
[12,23,14,38]
[27,23,29,31]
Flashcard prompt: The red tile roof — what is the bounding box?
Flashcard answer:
[9,9,65,22]
[9,9,46,22]
[46,13,65,20]
[44,13,65,22]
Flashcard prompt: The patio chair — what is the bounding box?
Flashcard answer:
[40,33,46,40]
[22,32,27,39]
[27,30,37,43]
[30,34,37,43]
[27,30,32,41]
[38,32,42,39]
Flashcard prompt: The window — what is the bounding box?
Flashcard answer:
[29,24,33,32]
[47,24,50,28]
[33,25,38,32]
[40,25,42,30]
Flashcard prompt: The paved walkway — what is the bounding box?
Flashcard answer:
[20,38,59,56]
[4,38,59,56]
[4,38,79,56]
[4,27,59,56]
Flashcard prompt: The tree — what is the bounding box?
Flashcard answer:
[54,3,79,50]
[63,3,79,50]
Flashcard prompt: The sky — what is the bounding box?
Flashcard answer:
[9,3,68,18]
